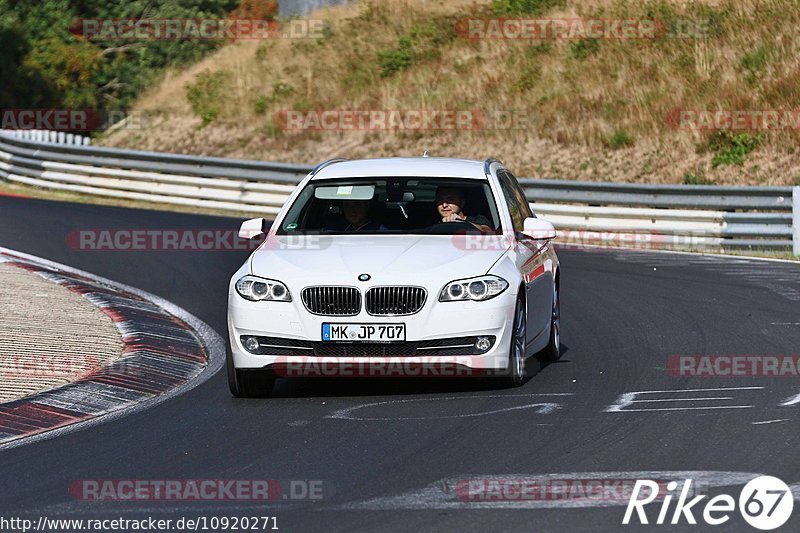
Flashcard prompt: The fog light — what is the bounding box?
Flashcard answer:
[475,336,491,352]
[243,336,260,353]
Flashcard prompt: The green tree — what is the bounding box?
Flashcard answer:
[0,0,242,129]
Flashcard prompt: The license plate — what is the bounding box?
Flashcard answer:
[322,323,406,342]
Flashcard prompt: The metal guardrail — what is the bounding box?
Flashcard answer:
[522,179,797,252]
[0,131,797,254]
[0,131,307,215]
[520,179,793,210]
[0,129,92,146]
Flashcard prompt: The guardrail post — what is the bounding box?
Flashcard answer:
[794,186,800,256]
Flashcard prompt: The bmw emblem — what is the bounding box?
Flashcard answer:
[358,273,371,282]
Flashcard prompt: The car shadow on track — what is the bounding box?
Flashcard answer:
[528,343,571,376]
[266,343,571,398]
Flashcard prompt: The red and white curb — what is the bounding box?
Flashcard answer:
[0,247,224,450]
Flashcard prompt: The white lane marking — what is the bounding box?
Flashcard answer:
[337,471,765,510]
[630,397,734,403]
[612,406,752,412]
[752,419,789,425]
[326,393,573,421]
[630,387,763,393]
[780,392,800,406]
[605,387,763,413]
[0,246,225,451]
[771,322,800,326]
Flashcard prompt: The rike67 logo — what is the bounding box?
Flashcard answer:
[624,476,793,530]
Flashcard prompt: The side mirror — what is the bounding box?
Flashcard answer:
[239,218,267,239]
[522,217,556,240]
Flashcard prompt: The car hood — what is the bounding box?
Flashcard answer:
[249,234,510,286]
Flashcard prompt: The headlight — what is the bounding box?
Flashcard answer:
[439,275,508,302]
[235,275,292,302]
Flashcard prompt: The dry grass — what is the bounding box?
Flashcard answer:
[101,0,800,185]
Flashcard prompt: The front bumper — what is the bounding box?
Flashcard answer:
[228,288,518,374]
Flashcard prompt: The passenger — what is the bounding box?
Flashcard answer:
[342,199,386,232]
[434,187,493,233]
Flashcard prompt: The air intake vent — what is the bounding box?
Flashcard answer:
[365,286,426,316]
[301,286,361,316]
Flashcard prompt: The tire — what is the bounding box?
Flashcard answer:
[494,298,526,388]
[540,283,561,361]
[226,345,275,398]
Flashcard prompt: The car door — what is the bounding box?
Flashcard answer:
[497,170,553,346]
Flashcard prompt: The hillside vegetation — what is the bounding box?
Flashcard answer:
[0,0,275,117]
[102,0,800,186]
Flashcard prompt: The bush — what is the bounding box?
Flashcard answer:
[377,18,456,77]
[378,36,414,77]
[186,70,229,127]
[709,132,763,167]
[607,129,634,149]
[683,172,713,185]
[491,0,565,15]
[259,115,281,137]
[514,64,541,92]
[741,45,771,73]
[511,44,549,91]
[569,39,600,60]
[741,44,772,84]
[254,95,268,114]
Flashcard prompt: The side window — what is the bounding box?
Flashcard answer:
[505,170,534,219]
[498,171,526,232]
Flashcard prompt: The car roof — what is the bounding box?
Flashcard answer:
[311,157,490,180]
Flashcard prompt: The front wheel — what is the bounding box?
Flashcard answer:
[539,283,561,361]
[493,298,526,388]
[226,346,275,398]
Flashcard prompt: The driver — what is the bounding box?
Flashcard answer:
[434,186,493,233]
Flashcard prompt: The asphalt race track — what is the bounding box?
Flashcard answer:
[1,195,800,532]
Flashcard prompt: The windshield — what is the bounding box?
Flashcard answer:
[278,177,501,235]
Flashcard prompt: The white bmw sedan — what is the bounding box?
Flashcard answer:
[226,157,560,397]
